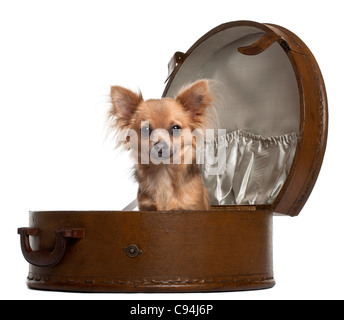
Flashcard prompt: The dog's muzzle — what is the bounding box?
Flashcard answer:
[151,141,171,160]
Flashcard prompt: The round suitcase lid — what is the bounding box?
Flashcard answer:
[163,20,328,216]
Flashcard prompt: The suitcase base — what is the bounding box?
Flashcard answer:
[20,208,274,293]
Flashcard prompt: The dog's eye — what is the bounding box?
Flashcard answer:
[141,126,152,137]
[141,126,151,137]
[170,125,182,136]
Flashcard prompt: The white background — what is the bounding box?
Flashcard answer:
[0,0,343,300]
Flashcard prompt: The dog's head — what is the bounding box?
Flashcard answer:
[109,80,212,164]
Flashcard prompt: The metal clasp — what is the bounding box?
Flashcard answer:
[123,244,142,258]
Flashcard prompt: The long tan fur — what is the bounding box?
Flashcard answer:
[109,80,212,211]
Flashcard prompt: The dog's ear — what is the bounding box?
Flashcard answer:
[110,86,143,128]
[176,80,211,126]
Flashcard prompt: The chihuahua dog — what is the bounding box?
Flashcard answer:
[109,80,211,211]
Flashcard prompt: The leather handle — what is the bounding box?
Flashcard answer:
[165,33,289,82]
[238,32,284,55]
[18,227,84,267]
[165,51,185,83]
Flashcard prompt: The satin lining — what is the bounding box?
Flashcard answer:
[199,130,298,205]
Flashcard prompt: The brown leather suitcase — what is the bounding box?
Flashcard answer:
[18,20,327,293]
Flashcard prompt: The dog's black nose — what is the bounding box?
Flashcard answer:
[154,141,169,157]
[154,141,169,151]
